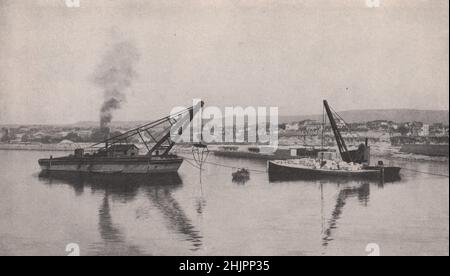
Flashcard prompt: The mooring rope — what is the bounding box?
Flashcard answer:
[182,158,203,170]
[181,155,267,174]
[182,155,449,177]
[397,167,449,178]
[379,155,449,178]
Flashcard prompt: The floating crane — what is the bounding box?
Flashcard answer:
[38,101,204,174]
[268,100,401,182]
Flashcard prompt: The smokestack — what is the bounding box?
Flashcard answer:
[103,126,110,149]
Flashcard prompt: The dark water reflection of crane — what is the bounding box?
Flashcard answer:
[321,182,371,248]
[38,172,203,254]
[96,190,144,255]
[144,186,203,250]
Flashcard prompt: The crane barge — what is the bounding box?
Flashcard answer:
[268,100,401,181]
[38,101,204,174]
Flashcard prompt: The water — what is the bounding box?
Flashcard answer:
[0,150,448,256]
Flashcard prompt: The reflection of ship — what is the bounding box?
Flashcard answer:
[38,101,204,174]
[145,186,203,251]
[38,171,203,252]
[95,192,145,255]
[269,100,401,182]
[321,182,370,247]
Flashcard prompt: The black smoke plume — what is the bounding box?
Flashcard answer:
[93,41,140,137]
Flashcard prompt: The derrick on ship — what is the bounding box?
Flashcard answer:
[268,100,401,182]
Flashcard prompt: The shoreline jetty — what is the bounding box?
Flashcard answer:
[0,142,89,152]
[2,142,448,163]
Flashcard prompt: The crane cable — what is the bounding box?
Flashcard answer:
[398,167,449,178]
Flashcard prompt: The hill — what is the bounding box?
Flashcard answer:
[280,109,449,124]
[68,109,449,128]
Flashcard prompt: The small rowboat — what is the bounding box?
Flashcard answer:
[232,168,250,184]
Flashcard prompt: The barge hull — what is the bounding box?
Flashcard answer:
[38,157,183,174]
[268,161,401,182]
[268,161,380,179]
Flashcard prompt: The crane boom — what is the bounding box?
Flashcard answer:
[87,101,204,156]
[323,100,353,163]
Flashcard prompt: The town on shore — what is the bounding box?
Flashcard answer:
[1,119,448,150]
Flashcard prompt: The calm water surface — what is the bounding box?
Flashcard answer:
[0,150,448,255]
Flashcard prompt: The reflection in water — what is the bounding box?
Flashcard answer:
[96,191,144,255]
[145,187,203,251]
[194,167,207,216]
[38,172,203,253]
[232,176,250,185]
[195,191,207,216]
[267,172,380,251]
[0,149,443,256]
[321,182,371,248]
[99,193,122,242]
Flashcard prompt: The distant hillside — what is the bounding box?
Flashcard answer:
[280,109,449,124]
[69,109,448,128]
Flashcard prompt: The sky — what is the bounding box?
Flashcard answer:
[0,0,448,125]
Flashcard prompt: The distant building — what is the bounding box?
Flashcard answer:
[55,131,69,138]
[32,132,46,139]
[299,119,319,127]
[367,120,392,131]
[286,122,300,131]
[410,121,424,136]
[105,144,139,157]
[429,123,448,137]
[76,130,92,139]
[419,124,430,137]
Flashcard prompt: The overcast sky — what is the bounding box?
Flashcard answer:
[0,0,448,124]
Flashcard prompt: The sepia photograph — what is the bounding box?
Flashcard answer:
[0,0,448,260]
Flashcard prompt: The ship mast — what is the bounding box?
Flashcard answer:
[323,100,352,163]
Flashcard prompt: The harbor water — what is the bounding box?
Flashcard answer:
[0,150,448,256]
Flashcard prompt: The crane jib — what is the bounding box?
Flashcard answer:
[323,100,353,163]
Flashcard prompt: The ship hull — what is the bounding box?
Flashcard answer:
[38,156,183,174]
[268,160,401,182]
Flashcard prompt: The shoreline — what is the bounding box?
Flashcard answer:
[0,143,91,152]
[1,142,448,163]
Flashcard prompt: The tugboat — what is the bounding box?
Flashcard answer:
[268,100,401,182]
[38,101,204,174]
